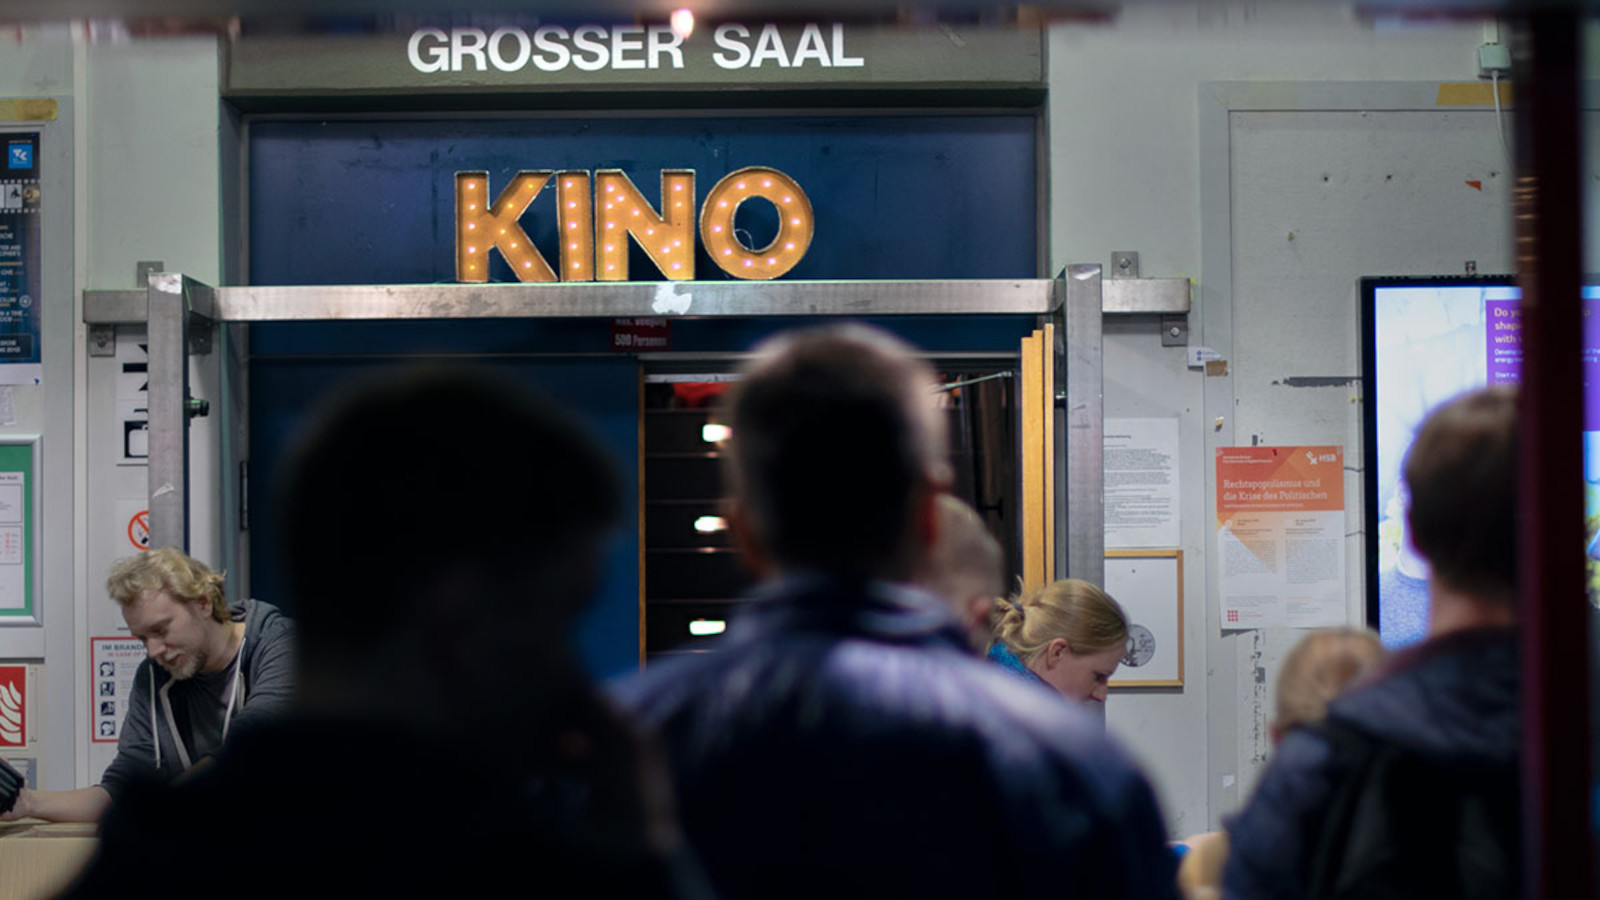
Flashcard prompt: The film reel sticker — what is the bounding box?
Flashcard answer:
[1123,624,1157,668]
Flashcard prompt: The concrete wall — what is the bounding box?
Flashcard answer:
[1048,6,1505,834]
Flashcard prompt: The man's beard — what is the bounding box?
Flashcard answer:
[161,647,207,681]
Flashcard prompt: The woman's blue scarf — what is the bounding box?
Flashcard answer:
[986,641,1046,685]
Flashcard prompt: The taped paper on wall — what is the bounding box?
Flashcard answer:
[1104,418,1181,549]
[1217,445,1346,630]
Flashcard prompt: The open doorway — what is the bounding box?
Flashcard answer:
[640,357,1020,662]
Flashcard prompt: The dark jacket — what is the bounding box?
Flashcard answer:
[66,716,715,899]
[100,598,296,798]
[1222,627,1520,900]
[620,575,1179,900]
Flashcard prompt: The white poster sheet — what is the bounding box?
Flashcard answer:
[1104,418,1181,549]
[1217,446,1346,630]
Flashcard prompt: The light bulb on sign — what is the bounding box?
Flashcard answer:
[689,619,726,637]
[702,423,731,443]
[670,8,694,40]
[693,515,727,533]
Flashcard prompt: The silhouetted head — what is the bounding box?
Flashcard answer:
[722,324,949,582]
[280,366,621,679]
[1402,385,1518,606]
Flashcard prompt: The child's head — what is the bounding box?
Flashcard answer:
[1271,628,1385,744]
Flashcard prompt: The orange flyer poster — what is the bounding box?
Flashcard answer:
[1216,446,1347,629]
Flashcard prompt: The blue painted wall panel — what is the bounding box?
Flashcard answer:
[249,115,1037,284]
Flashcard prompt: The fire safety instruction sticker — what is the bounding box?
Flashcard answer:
[90,638,144,742]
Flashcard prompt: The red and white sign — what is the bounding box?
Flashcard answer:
[115,499,149,555]
[612,317,671,351]
[126,510,149,551]
[0,665,26,747]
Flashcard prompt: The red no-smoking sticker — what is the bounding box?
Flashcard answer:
[127,510,149,551]
[0,665,25,747]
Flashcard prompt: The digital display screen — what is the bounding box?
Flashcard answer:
[1362,277,1600,648]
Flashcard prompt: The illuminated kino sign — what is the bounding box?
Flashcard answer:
[456,166,814,282]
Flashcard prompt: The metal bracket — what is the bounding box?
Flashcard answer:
[188,321,213,356]
[1160,314,1189,347]
[1110,251,1140,279]
[88,324,115,357]
[89,261,166,357]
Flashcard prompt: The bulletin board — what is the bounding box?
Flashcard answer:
[1106,549,1183,687]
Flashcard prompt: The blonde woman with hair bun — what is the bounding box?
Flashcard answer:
[986,578,1129,705]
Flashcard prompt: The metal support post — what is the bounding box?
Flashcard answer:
[1058,264,1104,586]
[144,274,215,552]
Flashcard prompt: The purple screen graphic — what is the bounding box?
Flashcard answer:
[1370,283,1600,649]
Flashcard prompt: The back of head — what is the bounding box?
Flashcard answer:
[1272,628,1384,737]
[917,495,1003,646]
[919,495,1003,605]
[280,365,621,669]
[724,324,948,580]
[989,578,1128,664]
[105,547,229,623]
[1402,385,1518,604]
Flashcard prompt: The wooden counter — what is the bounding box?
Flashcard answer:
[0,821,96,899]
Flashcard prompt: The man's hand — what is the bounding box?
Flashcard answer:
[0,786,35,822]
[0,786,109,824]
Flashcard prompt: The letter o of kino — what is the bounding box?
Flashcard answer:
[699,167,814,280]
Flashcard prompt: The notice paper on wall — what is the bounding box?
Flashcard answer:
[1216,445,1346,630]
[1104,418,1180,549]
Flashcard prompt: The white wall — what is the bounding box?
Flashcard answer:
[1048,7,1503,835]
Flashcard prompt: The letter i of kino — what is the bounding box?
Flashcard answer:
[454,167,815,282]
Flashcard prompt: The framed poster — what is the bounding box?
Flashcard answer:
[1106,549,1183,687]
[0,130,43,385]
[0,435,38,625]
